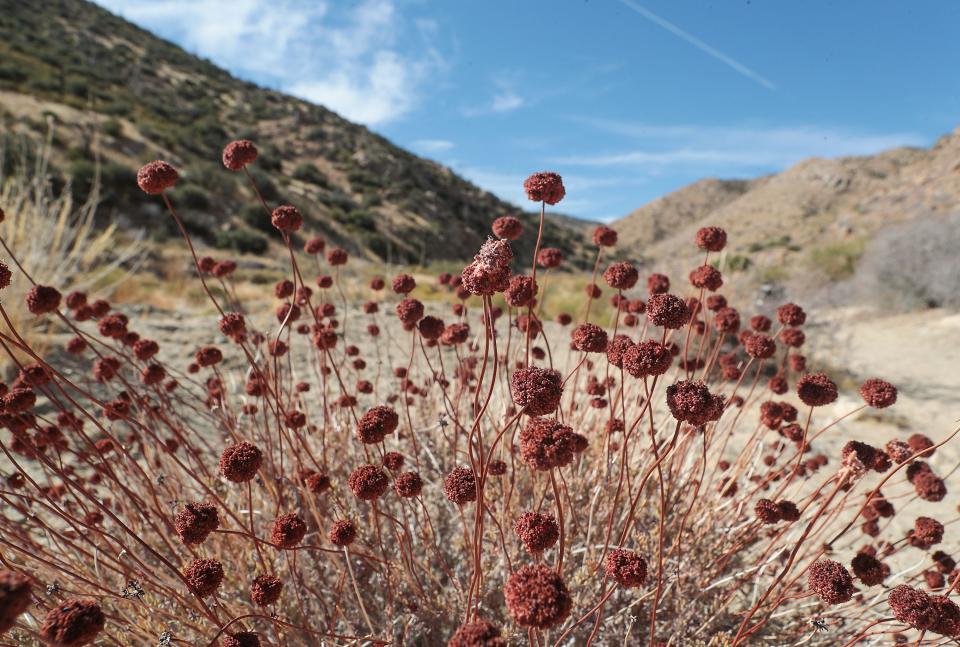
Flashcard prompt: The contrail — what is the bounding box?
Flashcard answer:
[617,0,776,91]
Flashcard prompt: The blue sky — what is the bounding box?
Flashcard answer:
[93,0,960,222]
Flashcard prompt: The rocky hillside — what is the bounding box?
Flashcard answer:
[0,0,592,266]
[613,128,960,303]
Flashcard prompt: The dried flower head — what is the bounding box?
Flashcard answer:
[603,262,639,290]
[592,225,618,247]
[492,215,523,240]
[807,560,855,605]
[605,548,648,588]
[447,619,506,647]
[888,585,937,630]
[271,513,307,549]
[504,564,572,628]
[250,575,283,606]
[348,465,389,500]
[647,293,690,329]
[695,226,727,252]
[183,558,224,597]
[0,571,32,634]
[443,466,477,505]
[329,520,357,547]
[174,502,219,545]
[357,406,399,444]
[519,418,575,471]
[394,472,423,498]
[137,160,179,194]
[523,172,565,205]
[222,140,258,170]
[513,511,560,553]
[39,599,105,647]
[271,205,303,232]
[219,441,263,482]
[796,373,838,407]
[26,285,62,315]
[511,367,563,416]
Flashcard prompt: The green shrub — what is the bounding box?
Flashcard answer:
[100,118,122,138]
[291,163,329,188]
[215,228,268,255]
[171,184,211,210]
[809,239,864,280]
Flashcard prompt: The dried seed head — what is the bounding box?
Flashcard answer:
[348,465,389,500]
[219,442,263,483]
[443,466,477,505]
[39,599,105,647]
[137,160,179,194]
[504,564,572,628]
[523,172,565,205]
[513,511,560,554]
[492,215,523,240]
[520,418,575,471]
[807,560,855,605]
[183,558,224,597]
[605,548,648,588]
[250,575,283,606]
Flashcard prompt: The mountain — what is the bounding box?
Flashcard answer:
[0,0,593,266]
[613,128,960,297]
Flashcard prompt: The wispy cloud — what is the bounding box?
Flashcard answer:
[92,0,445,126]
[411,139,455,154]
[617,0,776,91]
[463,74,526,116]
[554,121,927,169]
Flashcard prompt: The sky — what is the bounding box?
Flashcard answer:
[93,0,960,222]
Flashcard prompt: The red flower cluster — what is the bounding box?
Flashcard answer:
[666,380,724,426]
[571,323,608,353]
[271,513,307,549]
[443,466,477,505]
[492,215,523,240]
[219,441,263,482]
[513,511,560,553]
[603,262,638,290]
[448,619,505,647]
[348,465,389,501]
[357,405,399,444]
[39,599,105,647]
[222,140,258,170]
[504,564,572,628]
[605,548,648,588]
[519,418,575,471]
[511,367,563,416]
[523,172,565,205]
[807,560,855,605]
[136,160,178,194]
[174,502,219,544]
[183,558,224,597]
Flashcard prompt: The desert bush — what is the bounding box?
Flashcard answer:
[0,146,956,647]
[842,212,960,310]
[0,134,140,371]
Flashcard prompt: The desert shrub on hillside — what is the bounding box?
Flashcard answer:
[0,143,955,647]
[843,212,960,311]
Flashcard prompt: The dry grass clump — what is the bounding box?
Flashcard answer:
[0,141,956,647]
[0,132,140,370]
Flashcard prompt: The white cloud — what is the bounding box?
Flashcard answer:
[554,121,928,169]
[411,139,455,153]
[92,0,442,126]
[490,92,524,113]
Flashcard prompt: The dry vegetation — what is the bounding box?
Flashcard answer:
[0,145,958,647]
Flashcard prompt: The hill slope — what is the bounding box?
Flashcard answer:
[0,0,592,265]
[613,128,960,299]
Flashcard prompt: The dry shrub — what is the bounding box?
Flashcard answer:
[0,147,956,647]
